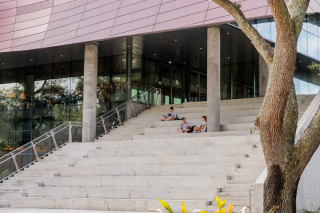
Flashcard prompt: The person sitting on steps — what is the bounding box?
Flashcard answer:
[194,116,207,133]
[160,106,177,121]
[176,118,190,133]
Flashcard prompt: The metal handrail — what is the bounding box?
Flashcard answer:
[0,88,160,183]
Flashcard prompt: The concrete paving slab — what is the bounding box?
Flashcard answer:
[1,209,144,213]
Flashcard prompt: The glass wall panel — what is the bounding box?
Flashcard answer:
[308,33,318,59]
[0,132,14,153]
[221,65,231,100]
[200,74,207,102]
[307,13,318,36]
[111,55,126,102]
[52,62,71,107]
[298,30,308,55]
[132,55,142,96]
[17,67,34,110]
[16,109,33,131]
[34,64,52,108]
[15,131,31,148]
[51,107,69,128]
[0,69,17,111]
[257,18,271,40]
[0,111,15,131]
[190,71,199,102]
[33,108,51,130]
[161,66,171,104]
[172,68,182,104]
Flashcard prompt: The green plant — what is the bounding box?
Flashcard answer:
[246,126,257,134]
[298,207,320,213]
[308,62,320,76]
[0,169,11,181]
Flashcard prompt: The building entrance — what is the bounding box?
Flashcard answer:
[161,65,183,105]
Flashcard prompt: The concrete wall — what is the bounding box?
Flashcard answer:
[296,92,320,211]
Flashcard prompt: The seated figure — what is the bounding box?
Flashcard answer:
[160,106,177,121]
[176,118,190,133]
[194,116,207,133]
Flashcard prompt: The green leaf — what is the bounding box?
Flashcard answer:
[181,200,187,213]
[158,198,173,213]
[221,197,227,208]
[215,196,222,208]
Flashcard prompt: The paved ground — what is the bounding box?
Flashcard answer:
[1,209,145,213]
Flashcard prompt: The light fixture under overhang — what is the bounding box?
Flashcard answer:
[169,61,172,64]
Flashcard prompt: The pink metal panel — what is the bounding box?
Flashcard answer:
[17,0,48,7]
[46,14,82,30]
[42,30,76,46]
[12,32,45,46]
[0,16,15,27]
[85,0,119,12]
[111,15,157,35]
[16,7,52,23]
[0,48,10,52]
[45,22,79,38]
[73,28,112,43]
[0,0,17,11]
[156,1,208,23]
[16,0,53,15]
[0,0,310,53]
[117,0,161,16]
[0,32,13,42]
[13,24,48,39]
[79,10,118,28]
[82,1,120,20]
[0,24,14,34]
[51,0,86,14]
[154,12,207,31]
[76,19,115,37]
[0,8,16,19]
[14,16,50,31]
[50,5,85,22]
[114,5,160,26]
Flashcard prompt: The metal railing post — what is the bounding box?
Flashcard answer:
[69,122,72,143]
[87,123,90,142]
[144,94,149,108]
[31,141,40,161]
[116,108,122,124]
[130,100,136,117]
[50,131,59,150]
[11,153,19,173]
[101,117,107,133]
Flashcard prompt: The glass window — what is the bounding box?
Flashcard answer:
[297,30,308,55]
[270,18,276,41]
[71,76,83,105]
[308,14,318,35]
[98,56,111,105]
[0,69,17,111]
[17,67,34,110]
[309,71,319,94]
[308,33,318,59]
[52,62,71,107]
[0,111,15,131]
[190,71,199,102]
[0,132,14,154]
[16,109,33,131]
[299,68,310,94]
[15,131,32,148]
[33,108,51,130]
[111,55,126,102]
[51,106,69,128]
[172,68,182,104]
[34,65,52,108]
[200,74,207,101]
[221,65,231,100]
[132,55,142,96]
[70,105,83,122]
[257,18,271,39]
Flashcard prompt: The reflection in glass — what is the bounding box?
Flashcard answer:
[70,105,83,122]
[308,33,318,59]
[172,69,182,104]
[33,108,51,130]
[111,55,126,102]
[16,109,33,131]
[299,68,309,94]
[17,67,34,110]
[0,132,14,153]
[132,55,142,97]
[297,30,308,55]
[257,18,271,39]
[0,111,15,131]
[71,77,83,105]
[162,67,171,104]
[52,78,70,106]
[190,71,199,102]
[307,14,318,36]
[200,74,207,102]
[15,131,31,148]
[51,107,69,128]
[0,69,17,111]
[97,76,110,105]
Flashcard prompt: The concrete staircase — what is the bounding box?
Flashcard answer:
[1,95,315,212]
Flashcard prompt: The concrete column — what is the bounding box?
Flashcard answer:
[207,27,220,132]
[82,44,98,142]
[259,54,270,97]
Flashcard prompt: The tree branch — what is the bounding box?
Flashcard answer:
[295,105,320,175]
[209,0,274,67]
[288,0,310,38]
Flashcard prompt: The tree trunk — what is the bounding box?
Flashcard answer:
[264,165,300,213]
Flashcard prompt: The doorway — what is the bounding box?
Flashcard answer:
[161,65,183,105]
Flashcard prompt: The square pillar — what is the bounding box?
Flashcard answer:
[207,27,220,132]
[259,54,270,97]
[82,44,98,142]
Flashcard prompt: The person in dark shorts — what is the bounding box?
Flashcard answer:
[161,106,177,121]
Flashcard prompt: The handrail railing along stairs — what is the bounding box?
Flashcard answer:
[0,87,161,183]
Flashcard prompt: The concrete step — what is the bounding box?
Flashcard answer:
[10,197,207,212]
[26,186,216,200]
[43,176,225,188]
[87,145,255,158]
[58,164,237,177]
